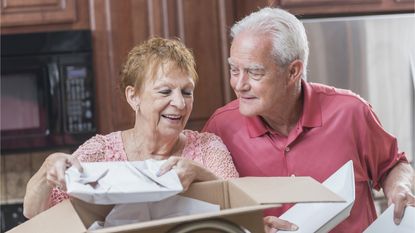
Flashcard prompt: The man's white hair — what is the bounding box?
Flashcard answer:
[231,7,309,79]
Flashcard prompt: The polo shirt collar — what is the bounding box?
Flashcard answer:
[245,79,322,138]
[301,79,322,128]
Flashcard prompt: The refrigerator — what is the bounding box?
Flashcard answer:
[302,14,415,165]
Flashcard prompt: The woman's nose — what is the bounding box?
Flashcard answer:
[170,92,185,109]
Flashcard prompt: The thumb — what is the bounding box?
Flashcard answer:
[157,157,178,177]
[264,216,299,231]
[68,157,83,173]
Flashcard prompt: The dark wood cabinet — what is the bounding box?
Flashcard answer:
[2,0,413,134]
[276,0,414,15]
[90,0,236,132]
[0,0,90,34]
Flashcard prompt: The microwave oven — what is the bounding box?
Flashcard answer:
[1,30,96,152]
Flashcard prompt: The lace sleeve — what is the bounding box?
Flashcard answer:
[72,135,108,162]
[197,132,239,179]
[48,135,108,207]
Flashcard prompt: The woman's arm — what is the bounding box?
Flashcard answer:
[23,153,82,218]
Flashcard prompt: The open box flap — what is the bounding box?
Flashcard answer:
[279,160,356,233]
[7,200,86,233]
[90,204,278,233]
[228,176,344,205]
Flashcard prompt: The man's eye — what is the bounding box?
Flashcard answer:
[159,90,171,95]
[248,70,264,80]
[230,69,239,75]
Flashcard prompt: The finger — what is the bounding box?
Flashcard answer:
[157,157,179,176]
[264,225,278,233]
[392,194,407,225]
[68,156,83,173]
[45,170,59,188]
[264,216,298,231]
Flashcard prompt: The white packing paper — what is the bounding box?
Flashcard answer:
[279,160,355,233]
[65,159,183,204]
[364,204,415,233]
[88,195,220,230]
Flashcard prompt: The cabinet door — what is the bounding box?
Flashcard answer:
[91,0,236,132]
[277,0,414,15]
[1,0,76,27]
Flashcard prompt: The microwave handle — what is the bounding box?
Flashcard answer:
[48,62,63,133]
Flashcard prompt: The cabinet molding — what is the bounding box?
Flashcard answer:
[1,0,77,27]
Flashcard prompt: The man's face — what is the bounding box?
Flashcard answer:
[229,32,291,117]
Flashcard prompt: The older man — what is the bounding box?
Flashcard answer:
[203,7,414,233]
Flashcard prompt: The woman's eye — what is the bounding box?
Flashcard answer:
[182,90,193,96]
[159,90,171,95]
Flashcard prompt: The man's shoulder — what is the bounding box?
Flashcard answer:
[309,82,369,106]
[210,99,241,118]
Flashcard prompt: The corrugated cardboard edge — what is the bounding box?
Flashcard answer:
[180,179,229,209]
[7,200,86,233]
[89,204,278,233]
[229,177,345,204]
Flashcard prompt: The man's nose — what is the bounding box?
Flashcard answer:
[234,72,249,91]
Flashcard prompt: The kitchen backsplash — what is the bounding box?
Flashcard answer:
[0,149,70,204]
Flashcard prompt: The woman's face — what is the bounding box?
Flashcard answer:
[138,65,195,139]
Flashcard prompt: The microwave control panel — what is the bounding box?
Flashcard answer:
[64,65,95,134]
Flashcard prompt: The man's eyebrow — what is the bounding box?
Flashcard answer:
[246,64,265,70]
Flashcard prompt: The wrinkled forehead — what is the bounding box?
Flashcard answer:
[146,62,194,86]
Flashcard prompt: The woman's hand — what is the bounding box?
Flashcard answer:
[43,152,83,190]
[23,152,82,218]
[264,216,299,233]
[158,156,218,191]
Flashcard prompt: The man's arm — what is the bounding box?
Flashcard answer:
[381,162,415,224]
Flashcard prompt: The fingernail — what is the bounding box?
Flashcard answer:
[291,224,299,231]
[156,170,162,177]
[394,218,401,225]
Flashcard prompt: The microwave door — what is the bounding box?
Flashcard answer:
[48,62,63,135]
[1,56,53,150]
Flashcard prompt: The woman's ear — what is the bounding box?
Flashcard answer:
[125,86,140,111]
[288,60,303,83]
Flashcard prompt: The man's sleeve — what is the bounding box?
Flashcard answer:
[360,104,408,190]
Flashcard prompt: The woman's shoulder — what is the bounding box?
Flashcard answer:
[73,131,125,162]
[182,130,227,151]
[183,130,223,143]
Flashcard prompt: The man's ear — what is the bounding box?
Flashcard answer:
[288,60,303,83]
[125,86,140,111]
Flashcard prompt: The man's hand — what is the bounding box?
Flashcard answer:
[382,162,415,225]
[264,216,298,233]
[387,183,415,224]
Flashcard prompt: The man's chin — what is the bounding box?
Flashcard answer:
[239,107,258,116]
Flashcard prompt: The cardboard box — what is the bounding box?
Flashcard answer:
[8,176,344,233]
[279,160,355,232]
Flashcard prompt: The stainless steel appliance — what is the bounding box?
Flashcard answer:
[303,14,415,165]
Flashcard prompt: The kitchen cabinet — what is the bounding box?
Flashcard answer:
[90,0,237,132]
[0,0,90,34]
[276,0,414,16]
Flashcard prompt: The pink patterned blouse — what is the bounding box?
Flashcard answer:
[49,130,239,207]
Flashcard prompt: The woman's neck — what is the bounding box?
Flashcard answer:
[122,128,184,161]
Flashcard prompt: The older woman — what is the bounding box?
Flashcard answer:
[23,38,238,218]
